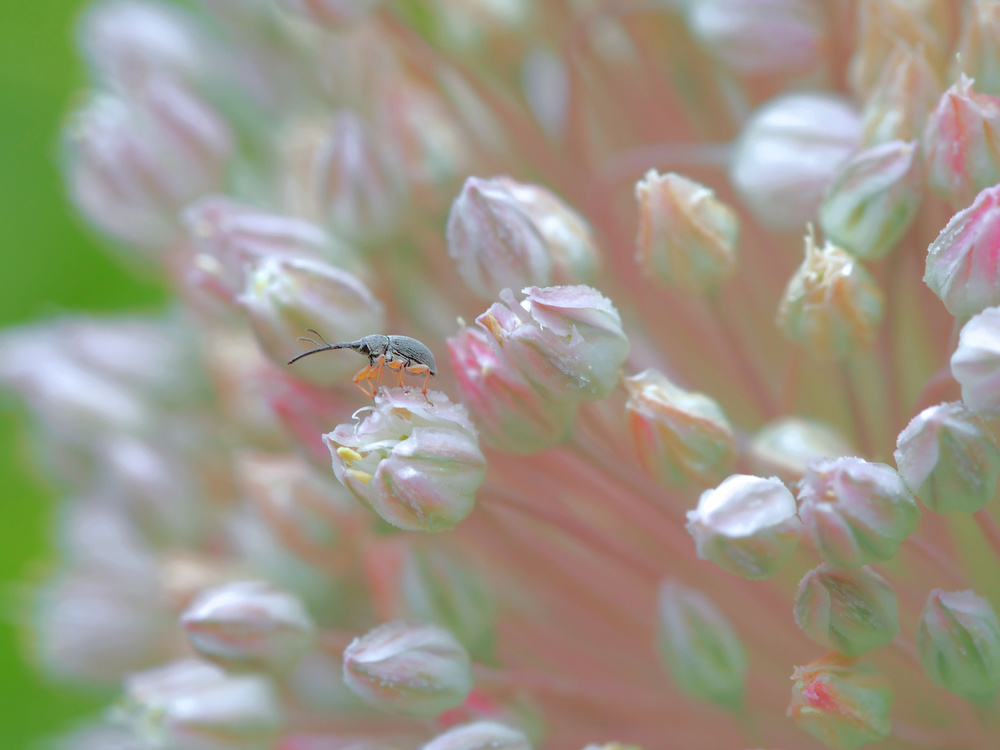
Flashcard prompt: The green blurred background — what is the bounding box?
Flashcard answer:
[0,3,165,746]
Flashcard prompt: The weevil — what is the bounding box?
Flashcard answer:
[288,329,437,399]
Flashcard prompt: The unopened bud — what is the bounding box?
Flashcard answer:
[748,417,852,485]
[894,401,1000,513]
[787,653,893,750]
[860,42,943,146]
[794,564,899,656]
[955,0,1000,97]
[730,93,859,230]
[656,580,747,710]
[277,0,379,27]
[686,474,803,580]
[624,369,736,488]
[925,185,1000,318]
[819,140,921,261]
[777,234,884,360]
[422,721,531,750]
[797,457,920,567]
[951,306,1000,415]
[181,581,316,674]
[342,621,473,718]
[325,389,486,532]
[634,171,739,294]
[478,286,629,403]
[917,589,1000,700]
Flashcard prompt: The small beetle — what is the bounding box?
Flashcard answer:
[288,329,437,399]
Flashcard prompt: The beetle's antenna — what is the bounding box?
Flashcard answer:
[306,328,332,346]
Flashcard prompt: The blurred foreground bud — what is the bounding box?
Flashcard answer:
[819,140,921,261]
[797,457,920,567]
[624,369,736,488]
[422,721,531,750]
[925,185,1000,319]
[956,0,1000,96]
[656,580,747,710]
[748,417,852,485]
[478,286,629,403]
[448,326,577,453]
[951,306,1000,415]
[181,581,316,674]
[860,42,942,146]
[917,589,1000,701]
[278,0,379,26]
[686,474,803,580]
[325,389,486,532]
[342,621,473,718]
[634,171,739,294]
[777,234,884,360]
[787,653,893,750]
[794,564,898,656]
[894,401,1000,513]
[730,93,859,230]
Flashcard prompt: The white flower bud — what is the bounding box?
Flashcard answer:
[951,306,1000,415]
[917,589,1000,700]
[422,721,532,750]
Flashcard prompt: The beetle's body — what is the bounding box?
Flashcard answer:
[288,330,436,398]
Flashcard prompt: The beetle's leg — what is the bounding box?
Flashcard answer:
[386,358,406,387]
[405,364,432,397]
[352,364,375,399]
[371,354,387,395]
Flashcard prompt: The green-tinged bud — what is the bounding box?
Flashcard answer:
[686,475,803,580]
[325,389,486,532]
[894,401,1000,513]
[819,140,921,261]
[787,652,893,750]
[624,369,736,488]
[634,171,739,294]
[777,234,884,360]
[422,721,532,750]
[794,565,899,656]
[797,457,920,567]
[859,42,942,146]
[748,417,853,485]
[955,1,1000,97]
[342,621,473,718]
[917,589,1000,700]
[181,580,316,674]
[656,580,747,710]
[951,306,1000,415]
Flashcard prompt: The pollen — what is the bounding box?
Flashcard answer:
[337,446,364,464]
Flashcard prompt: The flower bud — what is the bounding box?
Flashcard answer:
[624,369,736,488]
[686,474,803,580]
[447,325,577,453]
[277,0,379,27]
[477,286,629,403]
[325,389,487,532]
[342,621,473,718]
[894,401,1000,513]
[787,653,893,750]
[239,256,385,384]
[181,581,316,674]
[748,417,852,485]
[422,721,531,750]
[656,580,747,710]
[797,457,920,567]
[684,0,825,75]
[634,171,739,294]
[819,140,921,261]
[955,0,1000,97]
[951,306,1000,415]
[777,235,884,360]
[794,564,899,656]
[860,42,942,146]
[924,75,1000,205]
[917,589,1000,700]
[924,185,1000,319]
[730,93,860,231]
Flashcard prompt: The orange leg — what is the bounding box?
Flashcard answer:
[352,364,375,399]
[374,354,386,394]
[405,364,432,396]
[386,359,406,387]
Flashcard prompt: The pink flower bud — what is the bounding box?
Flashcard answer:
[955,0,1000,97]
[342,621,473,719]
[748,417,853,485]
[422,721,531,750]
[794,564,899,656]
[777,235,884,360]
[730,93,860,230]
[277,0,379,27]
[447,326,577,454]
[634,171,739,294]
[325,389,487,532]
[917,589,1000,700]
[624,369,736,488]
[656,580,747,710]
[951,306,1000,415]
[686,474,803,580]
[924,75,1000,205]
[819,140,922,261]
[860,42,943,146]
[894,401,1000,513]
[787,653,893,750]
[924,185,1000,318]
[477,286,629,403]
[181,581,316,674]
[797,457,920,567]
